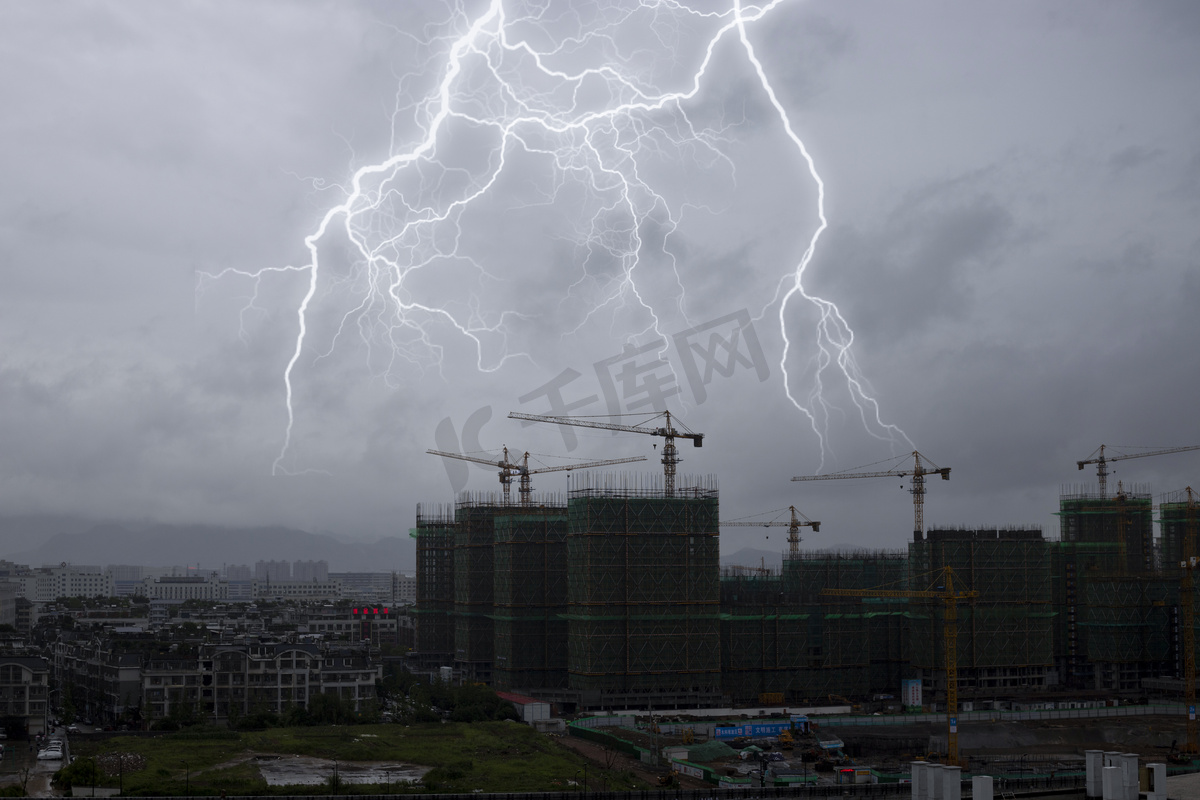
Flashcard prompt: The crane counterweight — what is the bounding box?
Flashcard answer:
[427,445,646,505]
[720,505,822,556]
[1077,444,1200,498]
[508,409,702,497]
[792,450,950,538]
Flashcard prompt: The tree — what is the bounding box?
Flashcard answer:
[168,697,202,728]
[61,680,77,725]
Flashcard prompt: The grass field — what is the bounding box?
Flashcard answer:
[62,723,649,795]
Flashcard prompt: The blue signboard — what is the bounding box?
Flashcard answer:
[715,722,795,740]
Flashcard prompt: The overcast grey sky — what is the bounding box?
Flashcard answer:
[2,1,1198,556]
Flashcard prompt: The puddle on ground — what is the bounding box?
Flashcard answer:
[255,755,428,787]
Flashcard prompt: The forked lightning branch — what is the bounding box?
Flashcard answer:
[201,0,910,472]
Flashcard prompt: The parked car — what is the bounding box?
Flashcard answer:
[66,725,80,734]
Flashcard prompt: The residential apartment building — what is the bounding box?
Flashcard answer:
[394,573,416,603]
[144,575,228,601]
[108,564,145,597]
[255,560,292,582]
[53,633,143,723]
[144,643,379,722]
[226,564,253,581]
[331,572,395,603]
[18,565,112,602]
[302,606,402,645]
[0,581,17,627]
[255,580,342,601]
[0,655,50,735]
[55,633,381,725]
[293,560,329,582]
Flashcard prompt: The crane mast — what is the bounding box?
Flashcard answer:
[792,451,950,539]
[822,566,977,767]
[427,446,522,504]
[721,506,821,557]
[508,410,703,497]
[427,446,645,505]
[1077,444,1200,499]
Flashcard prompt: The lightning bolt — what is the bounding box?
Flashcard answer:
[200,0,910,475]
[730,4,915,468]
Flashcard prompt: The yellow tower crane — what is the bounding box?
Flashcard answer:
[720,505,821,557]
[1077,444,1200,499]
[426,445,646,505]
[792,451,950,539]
[508,409,703,497]
[822,566,978,767]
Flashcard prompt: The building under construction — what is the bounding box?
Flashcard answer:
[410,481,1200,710]
[719,550,908,701]
[909,528,1054,698]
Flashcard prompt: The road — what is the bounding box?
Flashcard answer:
[0,726,72,797]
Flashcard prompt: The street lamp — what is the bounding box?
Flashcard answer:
[384,769,391,795]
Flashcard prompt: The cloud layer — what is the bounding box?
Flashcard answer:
[2,2,1198,558]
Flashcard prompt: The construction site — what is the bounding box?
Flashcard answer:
[411,421,1200,763]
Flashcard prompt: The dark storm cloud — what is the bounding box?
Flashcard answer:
[1109,145,1163,174]
[809,179,1016,343]
[2,1,1199,559]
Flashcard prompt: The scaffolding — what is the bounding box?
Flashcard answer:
[909,528,1054,695]
[1161,493,1196,569]
[813,555,902,686]
[715,552,908,702]
[491,501,569,691]
[1081,576,1177,688]
[1058,487,1155,575]
[719,571,808,701]
[454,495,503,682]
[1162,490,1200,686]
[565,483,721,697]
[1050,540,1123,687]
[789,551,909,697]
[413,504,456,663]
[408,477,1198,703]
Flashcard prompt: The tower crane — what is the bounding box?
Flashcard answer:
[822,566,978,767]
[507,410,703,497]
[792,451,950,538]
[1077,444,1200,499]
[720,506,821,557]
[426,446,646,506]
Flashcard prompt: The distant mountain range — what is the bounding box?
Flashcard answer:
[720,542,878,572]
[720,547,784,571]
[0,515,870,576]
[0,515,415,573]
